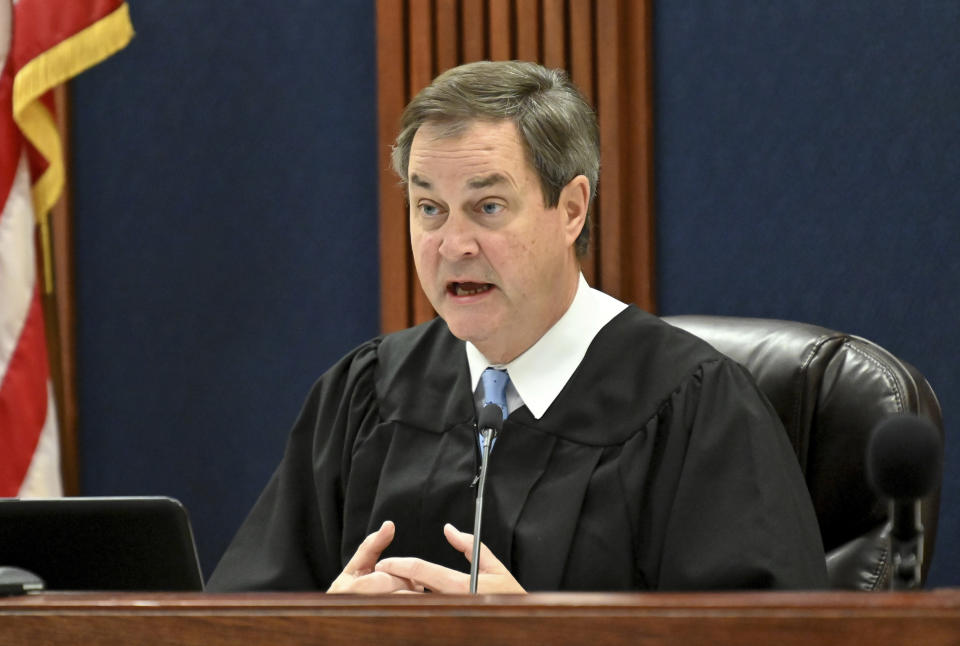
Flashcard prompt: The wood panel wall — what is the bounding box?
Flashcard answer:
[376,0,656,333]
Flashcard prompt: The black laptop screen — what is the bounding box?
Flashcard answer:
[0,496,204,591]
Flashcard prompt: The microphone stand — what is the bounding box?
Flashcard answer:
[889,500,923,590]
[470,427,494,594]
[470,403,503,594]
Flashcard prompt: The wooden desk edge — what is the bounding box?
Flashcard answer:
[3,589,960,614]
[1,590,959,646]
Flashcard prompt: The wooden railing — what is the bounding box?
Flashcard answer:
[2,590,959,645]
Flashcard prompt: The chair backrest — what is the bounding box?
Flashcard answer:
[662,315,943,590]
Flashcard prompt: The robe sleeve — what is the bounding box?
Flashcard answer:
[652,358,828,590]
[205,340,381,591]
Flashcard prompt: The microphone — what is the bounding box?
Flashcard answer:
[470,403,503,594]
[866,414,942,590]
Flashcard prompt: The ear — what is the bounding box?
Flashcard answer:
[559,175,590,246]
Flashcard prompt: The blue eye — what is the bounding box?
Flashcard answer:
[481,202,503,215]
[419,203,440,216]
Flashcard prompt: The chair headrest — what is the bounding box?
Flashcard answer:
[663,315,943,586]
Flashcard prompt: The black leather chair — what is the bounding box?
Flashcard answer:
[662,315,944,590]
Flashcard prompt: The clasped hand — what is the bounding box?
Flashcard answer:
[326,520,526,594]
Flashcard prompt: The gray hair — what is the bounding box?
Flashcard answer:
[391,60,599,258]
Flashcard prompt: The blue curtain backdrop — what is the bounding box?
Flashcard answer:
[71,1,958,586]
[654,1,959,588]
[69,1,380,577]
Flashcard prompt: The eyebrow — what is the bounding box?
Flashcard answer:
[409,172,510,191]
[466,173,509,190]
[409,173,431,189]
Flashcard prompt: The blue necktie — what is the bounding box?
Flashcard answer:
[479,368,510,451]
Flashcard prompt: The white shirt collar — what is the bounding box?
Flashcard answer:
[466,273,627,419]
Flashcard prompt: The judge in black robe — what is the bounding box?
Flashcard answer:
[208,306,828,592]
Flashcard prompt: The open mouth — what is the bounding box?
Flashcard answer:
[448,281,494,297]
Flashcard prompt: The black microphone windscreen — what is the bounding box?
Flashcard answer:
[478,403,504,432]
[866,414,942,500]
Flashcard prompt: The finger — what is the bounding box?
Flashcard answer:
[376,557,468,594]
[348,570,419,594]
[443,523,507,573]
[343,520,395,575]
[443,523,473,559]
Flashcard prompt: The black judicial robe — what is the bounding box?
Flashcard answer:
[208,306,828,591]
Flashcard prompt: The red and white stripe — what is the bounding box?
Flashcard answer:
[0,0,62,498]
[2,0,131,496]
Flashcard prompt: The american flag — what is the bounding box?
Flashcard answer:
[0,0,132,496]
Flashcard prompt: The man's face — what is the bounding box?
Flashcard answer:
[407,119,586,363]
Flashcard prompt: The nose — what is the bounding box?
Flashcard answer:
[437,212,480,261]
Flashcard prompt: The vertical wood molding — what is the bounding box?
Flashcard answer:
[488,0,512,60]
[376,0,411,332]
[376,0,656,332]
[515,0,540,61]
[568,0,597,287]
[625,0,657,311]
[541,0,565,69]
[596,0,624,298]
[461,0,486,61]
[406,0,439,325]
